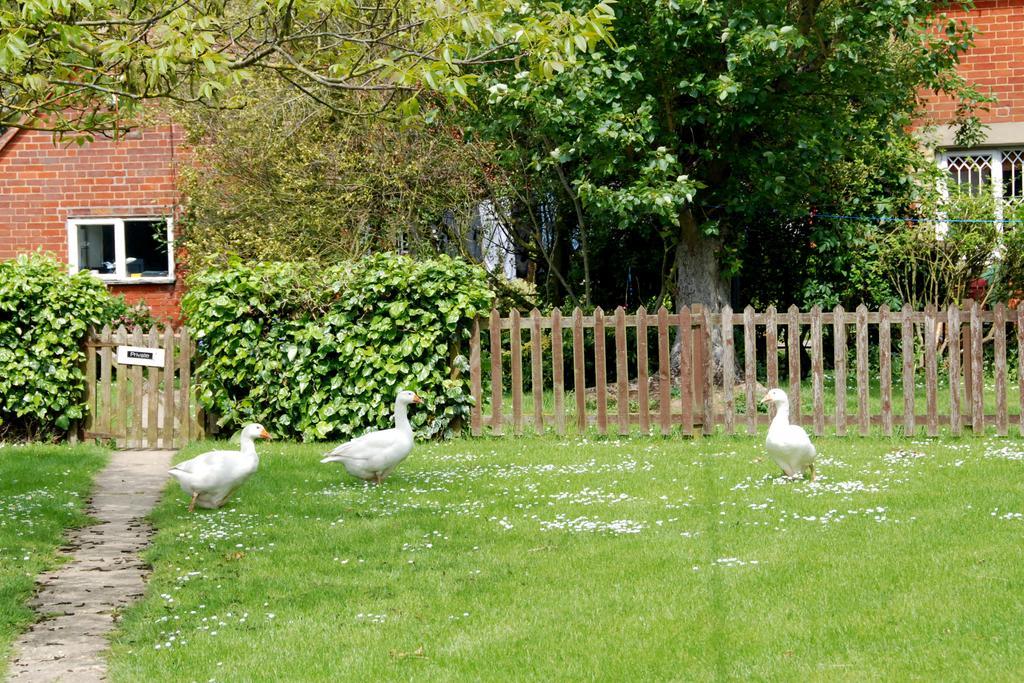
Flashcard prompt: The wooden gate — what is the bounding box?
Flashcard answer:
[80,325,203,448]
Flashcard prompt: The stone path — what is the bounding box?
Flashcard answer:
[7,450,174,683]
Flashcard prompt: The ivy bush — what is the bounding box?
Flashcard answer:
[0,253,150,440]
[183,253,494,441]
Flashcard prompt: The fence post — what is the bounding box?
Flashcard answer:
[573,308,586,433]
[162,326,176,448]
[147,326,160,447]
[962,299,973,418]
[594,307,608,435]
[552,309,565,436]
[615,306,629,435]
[924,305,938,437]
[787,305,802,426]
[901,304,915,437]
[743,306,756,435]
[833,306,847,435]
[83,327,97,442]
[856,304,869,436]
[469,318,482,436]
[810,305,824,437]
[510,310,524,434]
[692,304,706,427]
[970,299,984,434]
[530,308,544,435]
[702,306,715,436]
[489,309,503,436]
[765,306,777,422]
[115,325,129,447]
[947,304,961,436]
[99,324,113,440]
[995,303,1008,436]
[657,307,671,436]
[879,305,893,436]
[1018,303,1024,437]
[679,306,694,437]
[178,327,194,446]
[721,305,735,435]
[637,306,650,435]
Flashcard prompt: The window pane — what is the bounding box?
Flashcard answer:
[1004,150,1024,207]
[945,154,992,196]
[77,223,116,273]
[123,219,169,277]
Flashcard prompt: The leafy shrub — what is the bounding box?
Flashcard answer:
[183,253,494,440]
[991,203,1024,304]
[177,82,499,267]
[872,188,999,308]
[0,253,150,440]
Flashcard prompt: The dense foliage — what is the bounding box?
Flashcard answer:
[0,253,148,440]
[0,0,613,134]
[183,253,494,441]
[990,203,1024,304]
[872,189,1000,308]
[462,0,987,310]
[177,85,498,265]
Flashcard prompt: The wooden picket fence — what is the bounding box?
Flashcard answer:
[467,301,1024,438]
[79,325,203,449]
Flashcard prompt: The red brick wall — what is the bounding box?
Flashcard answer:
[0,121,185,322]
[922,0,1024,125]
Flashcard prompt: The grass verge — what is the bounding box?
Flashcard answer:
[0,443,107,668]
[110,434,1024,681]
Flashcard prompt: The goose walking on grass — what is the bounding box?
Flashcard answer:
[760,388,816,480]
[320,390,423,485]
[169,423,271,511]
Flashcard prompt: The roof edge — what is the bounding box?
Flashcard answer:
[0,126,23,155]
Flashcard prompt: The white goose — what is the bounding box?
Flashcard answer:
[760,388,816,480]
[169,423,271,511]
[320,390,423,484]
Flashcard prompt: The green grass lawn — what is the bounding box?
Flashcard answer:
[109,434,1024,681]
[484,372,1024,436]
[0,443,106,666]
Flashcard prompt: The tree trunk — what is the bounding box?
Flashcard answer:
[671,209,732,384]
[674,210,731,311]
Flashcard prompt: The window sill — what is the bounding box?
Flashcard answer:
[100,277,177,285]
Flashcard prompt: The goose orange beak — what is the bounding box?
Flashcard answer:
[759,394,770,405]
[259,428,272,439]
[412,394,423,404]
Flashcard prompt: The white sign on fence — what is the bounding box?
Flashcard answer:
[116,345,166,367]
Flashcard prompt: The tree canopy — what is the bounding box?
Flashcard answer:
[462,0,987,310]
[0,0,614,132]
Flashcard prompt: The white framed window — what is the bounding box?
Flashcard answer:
[67,216,175,283]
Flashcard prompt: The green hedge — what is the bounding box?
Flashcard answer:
[183,253,494,440]
[0,253,148,440]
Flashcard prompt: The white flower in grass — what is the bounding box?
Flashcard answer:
[714,557,760,568]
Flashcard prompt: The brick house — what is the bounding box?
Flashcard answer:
[920,0,1024,210]
[0,120,185,321]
